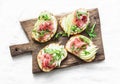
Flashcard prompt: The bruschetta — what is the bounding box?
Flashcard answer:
[37,43,67,72]
[32,11,57,43]
[66,35,98,62]
[59,8,90,36]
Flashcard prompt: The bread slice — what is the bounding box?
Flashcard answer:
[65,35,98,62]
[59,8,90,36]
[32,11,57,43]
[37,43,67,72]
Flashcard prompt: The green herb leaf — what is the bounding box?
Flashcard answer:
[44,48,64,63]
[83,50,90,55]
[54,32,68,39]
[33,30,49,39]
[62,33,68,36]
[38,30,50,37]
[71,25,77,32]
[86,22,96,39]
[38,14,51,21]
[90,22,96,33]
[71,25,82,33]
[55,32,62,39]
[39,30,46,36]
[89,32,96,38]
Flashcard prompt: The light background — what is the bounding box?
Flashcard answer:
[0,0,120,84]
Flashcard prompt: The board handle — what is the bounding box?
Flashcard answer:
[9,43,33,57]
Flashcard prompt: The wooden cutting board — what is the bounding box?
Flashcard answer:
[9,8,105,73]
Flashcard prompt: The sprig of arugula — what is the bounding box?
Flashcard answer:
[38,14,51,21]
[54,31,68,39]
[32,29,49,38]
[86,22,96,39]
[44,48,64,64]
[71,25,82,33]
[83,50,90,55]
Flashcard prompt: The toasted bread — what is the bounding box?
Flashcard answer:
[32,11,58,43]
[59,8,90,36]
[37,43,67,72]
[65,35,98,62]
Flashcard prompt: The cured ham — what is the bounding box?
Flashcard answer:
[70,38,86,49]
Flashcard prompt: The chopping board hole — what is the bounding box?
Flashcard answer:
[15,48,18,51]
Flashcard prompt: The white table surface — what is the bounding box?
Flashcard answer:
[0,0,120,84]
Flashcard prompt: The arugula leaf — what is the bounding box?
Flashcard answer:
[62,32,68,36]
[86,22,96,39]
[38,14,51,21]
[44,48,64,62]
[54,32,68,39]
[55,32,62,39]
[90,23,96,33]
[38,30,50,37]
[83,50,90,55]
[32,29,49,38]
[38,30,46,36]
[71,25,77,32]
[71,25,82,33]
